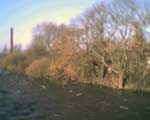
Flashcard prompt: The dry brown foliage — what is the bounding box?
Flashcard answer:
[25,57,50,79]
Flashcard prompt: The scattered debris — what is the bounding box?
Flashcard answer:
[53,114,61,117]
[76,93,83,97]
[120,106,128,110]
[40,85,46,89]
[100,100,111,106]
[68,90,73,93]
[123,98,128,102]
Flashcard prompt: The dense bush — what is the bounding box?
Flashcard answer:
[25,57,50,79]
[48,54,77,81]
[0,52,28,74]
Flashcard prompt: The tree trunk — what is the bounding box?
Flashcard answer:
[119,71,124,89]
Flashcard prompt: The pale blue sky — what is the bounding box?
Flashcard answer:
[0,0,95,49]
[0,0,149,50]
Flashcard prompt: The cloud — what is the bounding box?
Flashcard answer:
[146,26,150,33]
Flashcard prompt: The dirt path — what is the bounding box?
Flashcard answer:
[0,69,150,120]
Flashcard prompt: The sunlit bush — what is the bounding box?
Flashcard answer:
[48,53,78,81]
[64,64,77,81]
[0,52,27,73]
[25,57,50,79]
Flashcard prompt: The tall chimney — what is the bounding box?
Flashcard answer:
[10,27,14,53]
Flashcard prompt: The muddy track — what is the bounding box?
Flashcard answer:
[0,69,150,120]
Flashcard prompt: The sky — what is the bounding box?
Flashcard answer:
[0,0,150,50]
[0,0,95,50]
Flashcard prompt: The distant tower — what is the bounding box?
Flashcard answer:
[10,27,14,53]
